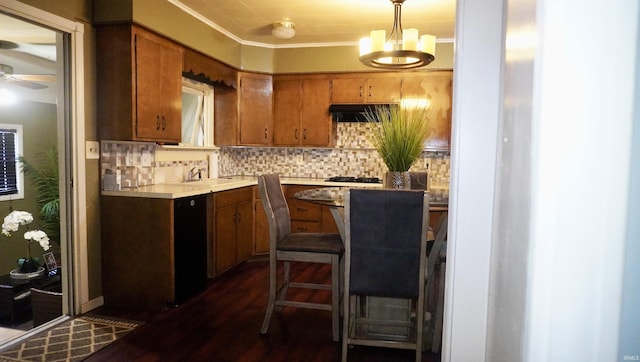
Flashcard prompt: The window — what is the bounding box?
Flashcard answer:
[181,78,214,147]
[0,124,23,201]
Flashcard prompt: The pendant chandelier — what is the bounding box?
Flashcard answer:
[359,0,436,69]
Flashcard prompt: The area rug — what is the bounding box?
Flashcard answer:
[0,315,142,362]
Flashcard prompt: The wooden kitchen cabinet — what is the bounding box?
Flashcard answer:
[331,75,402,104]
[214,187,254,274]
[101,194,210,311]
[238,72,273,145]
[96,24,183,143]
[273,77,335,147]
[402,71,453,150]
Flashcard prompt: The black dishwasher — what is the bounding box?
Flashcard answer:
[174,194,208,305]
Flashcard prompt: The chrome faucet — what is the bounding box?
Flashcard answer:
[188,167,207,181]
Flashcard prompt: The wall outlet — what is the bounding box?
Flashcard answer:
[86,141,99,160]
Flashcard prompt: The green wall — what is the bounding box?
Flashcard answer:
[0,101,57,274]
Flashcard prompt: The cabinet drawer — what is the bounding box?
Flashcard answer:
[288,198,321,221]
[292,220,321,233]
[214,187,252,208]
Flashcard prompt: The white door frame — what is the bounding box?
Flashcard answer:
[0,0,89,315]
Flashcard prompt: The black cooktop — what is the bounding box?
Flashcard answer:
[325,176,382,184]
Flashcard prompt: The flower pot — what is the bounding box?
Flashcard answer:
[384,171,411,189]
[18,257,39,273]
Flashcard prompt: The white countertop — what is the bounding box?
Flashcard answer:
[101,176,383,199]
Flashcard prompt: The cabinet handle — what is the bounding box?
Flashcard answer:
[295,128,299,140]
[264,128,268,140]
[359,85,363,98]
[368,85,372,98]
[161,116,166,131]
[303,129,307,140]
[236,212,241,224]
[296,207,309,212]
[156,115,161,130]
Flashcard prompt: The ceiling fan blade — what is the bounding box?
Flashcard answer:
[4,76,48,89]
[12,74,56,82]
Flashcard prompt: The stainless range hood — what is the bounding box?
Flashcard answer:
[328,104,392,122]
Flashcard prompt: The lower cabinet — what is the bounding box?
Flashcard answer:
[213,187,254,274]
[101,194,210,311]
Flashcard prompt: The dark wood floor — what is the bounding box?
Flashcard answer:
[85,258,441,362]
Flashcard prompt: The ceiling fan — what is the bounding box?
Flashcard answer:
[0,40,55,90]
[0,63,54,90]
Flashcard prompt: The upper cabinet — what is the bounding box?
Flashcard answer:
[97,25,183,143]
[273,76,335,147]
[238,72,273,146]
[402,71,453,150]
[330,75,402,104]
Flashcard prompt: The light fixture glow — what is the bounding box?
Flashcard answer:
[0,88,17,106]
[359,0,436,69]
[272,20,296,39]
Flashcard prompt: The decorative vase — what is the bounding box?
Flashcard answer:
[10,257,45,280]
[18,257,39,273]
[384,171,411,189]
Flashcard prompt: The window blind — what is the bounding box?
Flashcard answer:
[0,129,18,196]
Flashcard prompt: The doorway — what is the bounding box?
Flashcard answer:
[0,11,70,338]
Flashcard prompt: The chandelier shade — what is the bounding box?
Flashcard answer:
[359,0,436,69]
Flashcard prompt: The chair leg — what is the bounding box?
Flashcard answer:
[339,254,345,317]
[432,261,445,352]
[341,294,355,361]
[280,261,291,304]
[261,257,278,335]
[331,254,340,342]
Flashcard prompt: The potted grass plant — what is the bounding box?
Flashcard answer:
[364,103,431,189]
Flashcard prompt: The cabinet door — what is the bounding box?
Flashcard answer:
[301,79,333,146]
[235,200,254,262]
[134,31,182,142]
[367,77,402,103]
[331,78,366,103]
[215,203,237,274]
[402,72,453,150]
[238,73,273,145]
[273,79,302,146]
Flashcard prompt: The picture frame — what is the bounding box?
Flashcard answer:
[43,252,58,272]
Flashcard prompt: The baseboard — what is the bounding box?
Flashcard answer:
[80,296,104,314]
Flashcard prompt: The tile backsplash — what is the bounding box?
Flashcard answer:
[100,123,450,190]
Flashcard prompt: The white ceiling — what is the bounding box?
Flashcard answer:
[171,0,457,46]
[0,13,57,103]
[0,0,456,102]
